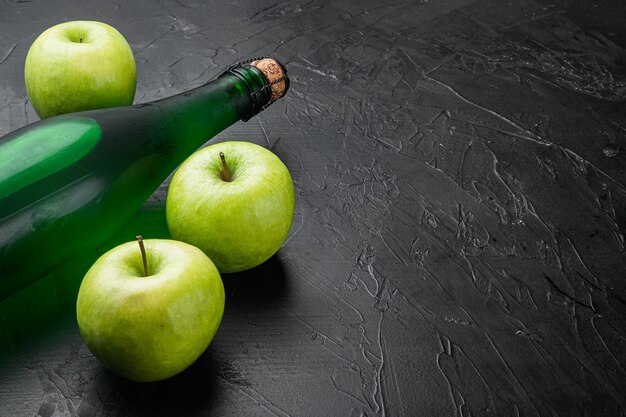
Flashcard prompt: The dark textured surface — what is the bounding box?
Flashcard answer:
[1,0,626,416]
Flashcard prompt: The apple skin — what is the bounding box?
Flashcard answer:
[25,20,136,119]
[76,239,224,382]
[166,141,295,273]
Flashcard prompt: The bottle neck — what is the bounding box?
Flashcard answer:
[150,65,274,160]
[219,65,272,121]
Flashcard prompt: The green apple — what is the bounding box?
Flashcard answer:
[25,20,136,119]
[76,237,224,382]
[166,141,294,273]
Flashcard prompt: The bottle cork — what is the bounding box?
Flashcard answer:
[250,58,288,102]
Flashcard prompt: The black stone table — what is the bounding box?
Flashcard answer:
[1,0,625,416]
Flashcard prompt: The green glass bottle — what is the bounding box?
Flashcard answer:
[0,57,288,299]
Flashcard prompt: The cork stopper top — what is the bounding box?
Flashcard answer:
[250,58,288,102]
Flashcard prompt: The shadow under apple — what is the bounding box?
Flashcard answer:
[95,347,220,417]
[220,253,289,311]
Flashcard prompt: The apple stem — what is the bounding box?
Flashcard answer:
[136,235,149,277]
[219,152,231,182]
[79,37,83,43]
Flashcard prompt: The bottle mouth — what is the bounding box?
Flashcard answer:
[219,56,289,121]
[249,57,289,102]
[274,59,290,98]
